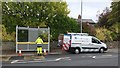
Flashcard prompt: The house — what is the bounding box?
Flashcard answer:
[77,15,96,25]
[76,15,96,35]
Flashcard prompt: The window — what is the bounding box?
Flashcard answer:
[92,38,101,44]
[18,30,28,42]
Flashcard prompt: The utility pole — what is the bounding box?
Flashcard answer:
[80,0,83,33]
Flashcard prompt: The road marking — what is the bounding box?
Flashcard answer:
[61,57,70,59]
[102,55,112,56]
[11,60,19,63]
[90,54,118,59]
[92,56,96,59]
[11,57,72,64]
[81,56,86,58]
[27,60,44,63]
[34,59,42,61]
[64,58,71,60]
[11,59,59,64]
[11,60,27,64]
[14,61,27,64]
[55,58,62,61]
[56,57,71,61]
[45,59,59,62]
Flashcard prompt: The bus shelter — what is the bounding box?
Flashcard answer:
[16,26,50,53]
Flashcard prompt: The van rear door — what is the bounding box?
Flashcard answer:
[62,34,71,51]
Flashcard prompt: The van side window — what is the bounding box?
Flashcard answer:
[92,38,101,44]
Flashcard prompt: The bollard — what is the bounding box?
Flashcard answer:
[43,49,47,55]
[18,49,22,56]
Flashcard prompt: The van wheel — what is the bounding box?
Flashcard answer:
[99,48,104,53]
[74,48,80,54]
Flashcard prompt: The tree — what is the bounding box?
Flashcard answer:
[108,2,120,24]
[97,7,111,28]
[2,2,70,32]
[2,24,15,41]
[107,2,120,41]
[0,1,1,24]
[96,1,120,41]
[49,15,80,40]
[110,22,120,41]
[2,2,80,41]
[95,27,113,42]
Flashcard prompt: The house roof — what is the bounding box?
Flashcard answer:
[76,19,95,24]
[82,19,95,24]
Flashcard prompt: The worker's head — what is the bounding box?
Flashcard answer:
[38,37,41,39]
[38,35,43,38]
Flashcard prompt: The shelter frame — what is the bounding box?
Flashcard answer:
[16,25,50,53]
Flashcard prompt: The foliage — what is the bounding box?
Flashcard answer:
[39,33,48,42]
[0,25,2,41]
[95,27,113,42]
[50,16,80,40]
[2,2,70,31]
[2,25,15,41]
[82,23,95,36]
[2,2,80,41]
[96,1,120,41]
[97,7,111,28]
[108,2,120,24]
[82,23,89,33]
[109,22,120,41]
[107,2,120,41]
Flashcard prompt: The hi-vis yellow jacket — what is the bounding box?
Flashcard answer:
[35,37,43,44]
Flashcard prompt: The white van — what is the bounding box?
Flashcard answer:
[62,34,108,54]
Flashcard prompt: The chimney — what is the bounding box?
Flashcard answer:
[77,15,81,23]
[78,15,81,19]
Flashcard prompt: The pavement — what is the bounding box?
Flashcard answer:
[0,48,66,62]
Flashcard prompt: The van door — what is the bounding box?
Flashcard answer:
[89,37,102,52]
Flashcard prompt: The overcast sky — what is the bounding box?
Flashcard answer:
[66,0,112,23]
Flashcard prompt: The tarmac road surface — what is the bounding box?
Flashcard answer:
[2,48,119,66]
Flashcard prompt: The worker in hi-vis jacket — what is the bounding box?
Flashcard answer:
[35,37,43,56]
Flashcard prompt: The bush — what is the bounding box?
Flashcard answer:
[109,22,120,41]
[95,27,113,42]
[39,33,48,42]
[2,25,15,41]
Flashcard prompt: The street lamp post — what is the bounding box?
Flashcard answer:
[80,0,83,33]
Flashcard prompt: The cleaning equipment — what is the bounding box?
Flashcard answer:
[18,49,22,56]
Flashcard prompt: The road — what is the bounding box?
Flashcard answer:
[2,48,118,66]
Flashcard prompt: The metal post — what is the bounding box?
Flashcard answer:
[48,27,50,52]
[38,26,39,37]
[81,0,83,33]
[27,26,29,51]
[16,25,18,53]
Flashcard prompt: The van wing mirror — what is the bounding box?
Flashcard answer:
[100,40,103,42]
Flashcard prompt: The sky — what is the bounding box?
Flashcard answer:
[66,0,112,23]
